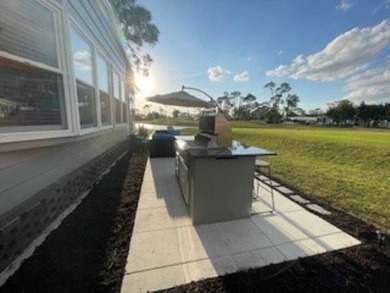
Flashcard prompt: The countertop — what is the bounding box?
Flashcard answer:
[175,139,276,158]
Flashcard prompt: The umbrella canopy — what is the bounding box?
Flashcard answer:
[146,91,214,108]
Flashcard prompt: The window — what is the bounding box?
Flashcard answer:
[0,0,58,67]
[121,80,127,123]
[97,55,111,125]
[70,27,97,128]
[0,0,66,131]
[113,72,121,124]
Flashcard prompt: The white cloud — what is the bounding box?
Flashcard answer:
[278,50,284,55]
[207,65,230,82]
[266,20,390,81]
[342,63,390,103]
[336,0,357,11]
[73,50,92,71]
[233,71,250,82]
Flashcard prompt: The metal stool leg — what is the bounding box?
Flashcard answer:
[267,165,275,212]
[254,161,275,213]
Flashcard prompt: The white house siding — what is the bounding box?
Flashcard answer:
[66,0,128,73]
[0,128,127,218]
[0,0,132,272]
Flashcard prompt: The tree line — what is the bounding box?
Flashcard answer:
[216,82,302,123]
[215,82,389,127]
[326,100,390,127]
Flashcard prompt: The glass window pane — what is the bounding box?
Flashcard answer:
[116,100,121,124]
[113,72,119,100]
[100,91,111,125]
[122,101,127,123]
[113,72,121,124]
[70,27,96,128]
[0,0,58,67]
[121,80,126,102]
[76,80,96,128]
[97,55,108,92]
[96,55,111,125]
[0,56,66,131]
[69,28,93,85]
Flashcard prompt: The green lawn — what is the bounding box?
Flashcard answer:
[233,125,390,230]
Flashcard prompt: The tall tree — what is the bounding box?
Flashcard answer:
[308,108,324,116]
[264,81,299,122]
[252,102,270,120]
[326,100,356,125]
[385,103,390,120]
[275,83,291,116]
[285,94,300,118]
[217,92,234,116]
[110,0,159,75]
[230,91,242,108]
[264,82,281,111]
[357,102,371,127]
[233,93,257,120]
[264,82,276,98]
[276,83,292,96]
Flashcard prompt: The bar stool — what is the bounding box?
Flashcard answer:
[254,159,275,212]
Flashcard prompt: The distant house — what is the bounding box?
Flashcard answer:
[287,116,336,125]
[378,120,390,128]
[0,0,134,272]
[287,116,320,124]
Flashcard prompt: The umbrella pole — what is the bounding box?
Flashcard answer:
[181,86,227,119]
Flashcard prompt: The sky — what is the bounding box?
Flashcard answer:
[135,0,390,113]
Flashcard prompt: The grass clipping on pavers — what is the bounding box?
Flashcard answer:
[100,152,147,292]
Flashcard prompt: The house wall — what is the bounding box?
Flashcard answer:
[66,0,127,73]
[0,128,127,219]
[0,132,129,272]
[0,0,133,272]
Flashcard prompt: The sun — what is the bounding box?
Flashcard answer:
[134,73,154,97]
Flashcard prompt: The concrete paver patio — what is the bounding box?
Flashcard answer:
[121,158,361,293]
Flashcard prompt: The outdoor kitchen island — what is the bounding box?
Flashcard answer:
[175,137,276,225]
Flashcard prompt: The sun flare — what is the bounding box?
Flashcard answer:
[134,73,154,97]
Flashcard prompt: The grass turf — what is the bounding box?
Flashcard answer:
[232,125,390,230]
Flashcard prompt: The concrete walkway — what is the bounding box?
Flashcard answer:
[121,158,360,292]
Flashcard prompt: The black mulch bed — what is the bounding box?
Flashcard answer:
[1,149,147,293]
[1,147,390,293]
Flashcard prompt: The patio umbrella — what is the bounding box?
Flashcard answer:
[146,91,214,108]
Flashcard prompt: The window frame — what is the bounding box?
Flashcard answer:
[0,0,74,143]
[68,20,99,133]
